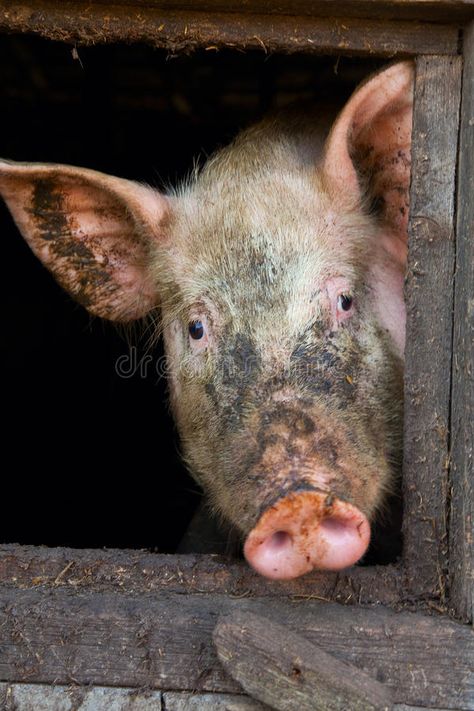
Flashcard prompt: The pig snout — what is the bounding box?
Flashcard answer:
[243,490,370,580]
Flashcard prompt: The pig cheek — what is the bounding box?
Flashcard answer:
[162,321,218,483]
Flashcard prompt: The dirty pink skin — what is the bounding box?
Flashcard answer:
[244,491,371,579]
[0,62,413,580]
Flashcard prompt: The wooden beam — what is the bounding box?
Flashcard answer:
[0,589,471,707]
[53,0,474,24]
[403,55,462,600]
[450,21,474,624]
[214,610,393,711]
[0,544,404,607]
[0,2,459,56]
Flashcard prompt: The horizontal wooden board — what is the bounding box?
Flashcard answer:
[0,588,472,708]
[0,544,404,607]
[0,3,459,56]
[45,0,474,24]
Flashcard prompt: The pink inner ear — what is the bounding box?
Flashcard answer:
[0,161,170,322]
[353,99,412,235]
[323,62,414,228]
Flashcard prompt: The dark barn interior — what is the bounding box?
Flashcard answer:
[0,36,398,560]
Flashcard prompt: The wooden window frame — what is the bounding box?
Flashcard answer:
[0,2,472,708]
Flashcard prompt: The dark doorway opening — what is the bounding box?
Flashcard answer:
[0,37,397,562]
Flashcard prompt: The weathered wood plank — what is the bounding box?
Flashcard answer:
[46,0,474,24]
[0,544,404,607]
[0,589,472,708]
[214,610,393,711]
[0,2,459,56]
[0,684,456,711]
[403,55,462,599]
[450,21,474,624]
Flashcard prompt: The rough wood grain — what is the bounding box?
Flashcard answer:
[450,21,474,624]
[0,544,404,607]
[0,2,459,56]
[0,588,472,708]
[403,55,462,600]
[42,0,474,23]
[214,610,393,711]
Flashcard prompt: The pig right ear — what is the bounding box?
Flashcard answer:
[0,160,169,321]
[323,61,414,242]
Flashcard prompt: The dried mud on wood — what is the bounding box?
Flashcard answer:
[403,55,462,601]
[0,589,472,708]
[449,20,474,625]
[0,544,404,607]
[214,610,393,710]
[0,2,459,56]
[81,0,474,24]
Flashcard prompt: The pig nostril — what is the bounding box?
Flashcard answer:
[320,516,348,534]
[267,530,292,551]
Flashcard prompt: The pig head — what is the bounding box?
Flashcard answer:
[0,61,413,579]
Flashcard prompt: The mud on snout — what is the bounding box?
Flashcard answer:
[221,401,389,580]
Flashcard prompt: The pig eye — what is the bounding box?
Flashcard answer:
[325,277,353,328]
[189,320,205,340]
[337,294,353,312]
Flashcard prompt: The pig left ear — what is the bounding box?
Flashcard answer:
[323,61,414,241]
[0,160,169,321]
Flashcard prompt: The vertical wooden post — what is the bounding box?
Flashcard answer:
[403,55,462,599]
[450,22,474,624]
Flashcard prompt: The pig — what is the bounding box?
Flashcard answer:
[0,61,413,580]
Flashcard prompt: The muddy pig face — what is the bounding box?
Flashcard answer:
[0,62,413,579]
